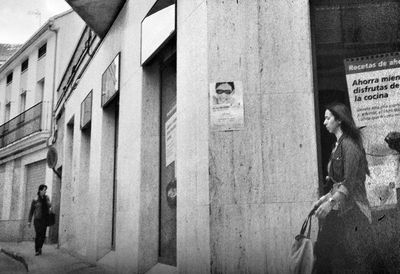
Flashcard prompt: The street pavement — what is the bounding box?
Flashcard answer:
[0,251,27,272]
[0,241,114,274]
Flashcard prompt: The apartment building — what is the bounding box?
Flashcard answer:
[0,10,84,242]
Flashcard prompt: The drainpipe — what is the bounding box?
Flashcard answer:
[48,20,61,179]
[48,19,58,147]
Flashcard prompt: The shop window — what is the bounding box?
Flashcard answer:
[38,43,47,59]
[311,0,400,206]
[99,96,119,252]
[6,72,13,85]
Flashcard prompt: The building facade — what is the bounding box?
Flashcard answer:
[54,0,400,273]
[0,10,84,242]
[0,44,22,67]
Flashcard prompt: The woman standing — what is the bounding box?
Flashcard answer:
[28,184,51,256]
[313,103,373,273]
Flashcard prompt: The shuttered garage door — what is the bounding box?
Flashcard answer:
[23,160,46,241]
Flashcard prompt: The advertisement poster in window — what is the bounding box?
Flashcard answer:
[344,53,400,209]
[209,81,244,131]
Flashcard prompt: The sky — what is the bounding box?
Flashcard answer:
[0,0,71,44]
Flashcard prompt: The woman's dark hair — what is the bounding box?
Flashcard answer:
[37,184,49,215]
[326,103,362,145]
[215,81,234,90]
[37,184,47,196]
[326,102,370,175]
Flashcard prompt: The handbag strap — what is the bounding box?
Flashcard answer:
[300,216,309,236]
[299,210,314,238]
[306,215,312,238]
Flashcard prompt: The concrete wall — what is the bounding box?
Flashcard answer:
[57,0,320,273]
[178,0,319,273]
[56,1,168,272]
[57,5,124,266]
[176,1,210,273]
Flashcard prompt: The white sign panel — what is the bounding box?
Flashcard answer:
[141,4,175,65]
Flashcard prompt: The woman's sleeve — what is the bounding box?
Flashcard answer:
[47,196,52,209]
[28,200,35,222]
[341,140,364,194]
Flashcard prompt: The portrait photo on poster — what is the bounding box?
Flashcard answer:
[209,81,244,131]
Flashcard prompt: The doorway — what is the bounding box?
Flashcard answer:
[23,160,47,241]
[49,166,61,243]
[159,56,177,266]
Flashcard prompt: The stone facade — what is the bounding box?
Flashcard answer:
[55,0,319,273]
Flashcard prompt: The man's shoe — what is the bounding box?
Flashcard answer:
[38,249,42,255]
[35,251,40,256]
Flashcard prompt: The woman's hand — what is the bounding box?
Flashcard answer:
[28,222,31,228]
[311,200,320,214]
[311,194,329,214]
[314,200,332,219]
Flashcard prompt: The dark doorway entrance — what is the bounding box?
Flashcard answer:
[159,56,177,266]
[23,160,47,241]
[49,166,61,243]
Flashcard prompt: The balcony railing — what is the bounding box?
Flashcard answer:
[0,102,42,148]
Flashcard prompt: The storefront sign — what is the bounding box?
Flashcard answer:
[141,1,175,65]
[209,81,244,131]
[165,104,176,167]
[344,53,400,209]
[101,53,120,107]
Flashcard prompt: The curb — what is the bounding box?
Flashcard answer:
[0,248,29,272]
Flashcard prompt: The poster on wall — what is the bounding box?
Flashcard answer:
[165,104,177,167]
[101,53,120,107]
[209,81,244,131]
[344,53,400,209]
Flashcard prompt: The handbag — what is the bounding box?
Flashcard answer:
[46,211,56,227]
[288,209,316,274]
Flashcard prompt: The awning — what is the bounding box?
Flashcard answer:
[66,0,126,38]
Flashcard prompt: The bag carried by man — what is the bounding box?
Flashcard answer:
[288,209,315,274]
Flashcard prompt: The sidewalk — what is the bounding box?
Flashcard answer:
[0,251,26,272]
[0,241,114,274]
